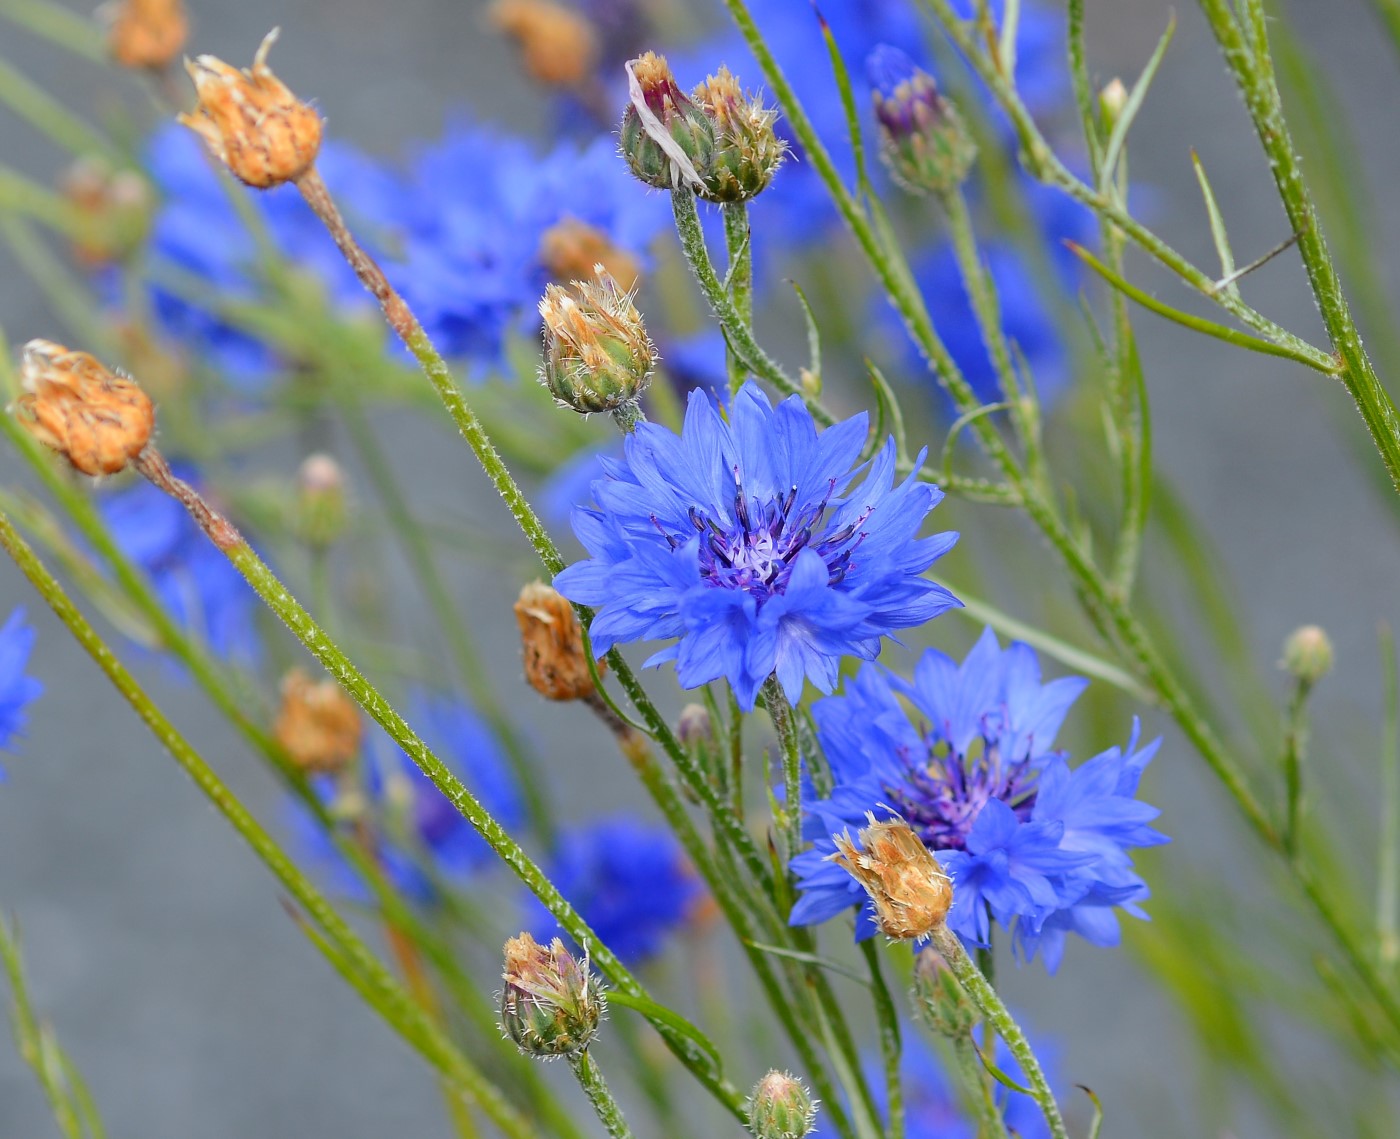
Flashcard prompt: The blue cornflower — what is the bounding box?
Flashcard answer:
[99,468,259,663]
[0,609,43,763]
[526,816,705,966]
[292,695,523,903]
[554,382,960,710]
[790,628,1168,970]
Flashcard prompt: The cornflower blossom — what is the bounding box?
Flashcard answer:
[0,609,43,766]
[292,696,523,903]
[554,382,960,710]
[526,816,705,966]
[99,468,259,663]
[790,628,1168,971]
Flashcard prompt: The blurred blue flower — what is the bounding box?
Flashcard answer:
[948,0,1071,126]
[99,468,259,663]
[526,816,704,966]
[790,628,1168,970]
[0,609,43,763]
[554,382,960,710]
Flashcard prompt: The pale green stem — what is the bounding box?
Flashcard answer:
[722,201,753,398]
[950,1035,1009,1139]
[0,55,124,163]
[860,939,904,1139]
[570,1050,635,1139]
[1281,676,1313,858]
[1380,622,1400,968]
[762,675,803,864]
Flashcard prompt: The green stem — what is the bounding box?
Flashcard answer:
[762,675,803,864]
[1281,677,1312,858]
[1381,622,1400,968]
[932,927,1067,1139]
[0,506,535,1139]
[860,940,904,1139]
[0,55,124,163]
[570,1050,635,1139]
[722,201,753,398]
[950,1034,1009,1139]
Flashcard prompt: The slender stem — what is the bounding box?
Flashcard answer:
[932,927,1067,1139]
[1281,677,1312,858]
[0,506,535,1139]
[1372,0,1400,58]
[722,201,754,398]
[950,1034,1010,1139]
[0,55,124,163]
[763,675,803,865]
[1381,622,1400,967]
[860,940,904,1139]
[570,1050,635,1139]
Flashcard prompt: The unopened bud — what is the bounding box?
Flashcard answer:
[500,932,604,1058]
[295,453,348,548]
[61,158,152,266]
[692,67,785,203]
[620,52,715,190]
[103,0,189,71]
[829,814,951,940]
[488,0,599,88]
[912,947,976,1038]
[273,668,362,776]
[179,29,323,189]
[1282,625,1334,685]
[514,581,601,701]
[539,267,656,415]
[747,1071,817,1139]
[540,218,642,291]
[866,45,975,196]
[12,339,154,476]
[677,703,712,748]
[1099,78,1129,130]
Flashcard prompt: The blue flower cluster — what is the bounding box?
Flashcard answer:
[791,628,1167,971]
[555,382,960,709]
[526,816,705,966]
[0,609,42,763]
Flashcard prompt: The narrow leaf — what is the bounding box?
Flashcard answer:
[605,991,727,1075]
[1379,621,1400,967]
[1191,150,1240,300]
[1078,1085,1105,1139]
[1099,16,1177,195]
[744,941,874,987]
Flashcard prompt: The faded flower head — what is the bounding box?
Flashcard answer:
[514,581,600,702]
[867,45,975,195]
[104,0,189,70]
[747,1071,817,1139]
[179,29,323,188]
[692,66,785,203]
[274,667,361,776]
[500,931,604,1058]
[830,814,951,940]
[620,51,715,190]
[539,267,656,414]
[13,339,154,477]
[540,217,642,291]
[489,0,600,88]
[554,382,960,710]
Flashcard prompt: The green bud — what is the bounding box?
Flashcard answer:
[294,452,348,549]
[912,947,977,1038]
[868,46,976,196]
[538,268,656,415]
[500,932,604,1059]
[621,52,715,190]
[747,1071,817,1139]
[692,67,786,203]
[1098,78,1128,132]
[1281,625,1334,685]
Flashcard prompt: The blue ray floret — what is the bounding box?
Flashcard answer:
[554,382,960,709]
[790,628,1168,970]
[0,608,43,765]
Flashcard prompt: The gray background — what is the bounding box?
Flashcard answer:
[2,0,1399,1135]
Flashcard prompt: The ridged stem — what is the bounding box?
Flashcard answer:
[569,1050,634,1139]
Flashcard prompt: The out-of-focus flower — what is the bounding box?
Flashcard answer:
[104,0,188,71]
[555,382,959,710]
[489,0,600,89]
[273,668,361,775]
[60,158,153,266]
[526,816,704,965]
[0,610,43,763]
[867,45,976,195]
[540,217,642,290]
[514,581,601,702]
[790,629,1168,971]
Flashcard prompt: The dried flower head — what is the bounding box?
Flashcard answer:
[692,66,785,203]
[488,0,599,88]
[538,267,656,415]
[12,340,154,476]
[540,217,642,292]
[179,29,322,189]
[829,814,951,940]
[104,0,189,71]
[747,1071,817,1139]
[514,581,600,702]
[273,668,361,775]
[500,931,604,1058]
[620,52,715,190]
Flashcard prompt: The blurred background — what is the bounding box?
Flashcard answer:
[1,0,1399,1135]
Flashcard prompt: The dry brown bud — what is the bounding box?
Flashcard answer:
[12,339,154,476]
[104,0,189,70]
[514,581,601,701]
[273,668,362,775]
[540,218,642,292]
[488,0,599,88]
[829,814,951,940]
[179,29,323,189]
[60,158,152,266]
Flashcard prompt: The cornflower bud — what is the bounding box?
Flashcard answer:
[911,946,976,1038]
[1099,78,1129,131]
[1282,625,1334,685]
[61,158,153,266]
[179,29,323,189]
[538,267,656,415]
[676,703,712,748]
[273,668,362,776]
[500,932,604,1058]
[514,581,601,701]
[866,45,975,196]
[104,0,189,71]
[829,814,951,940]
[12,339,154,477]
[488,0,600,89]
[620,52,715,190]
[692,66,785,203]
[540,218,642,291]
[295,453,349,549]
[747,1071,817,1139]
